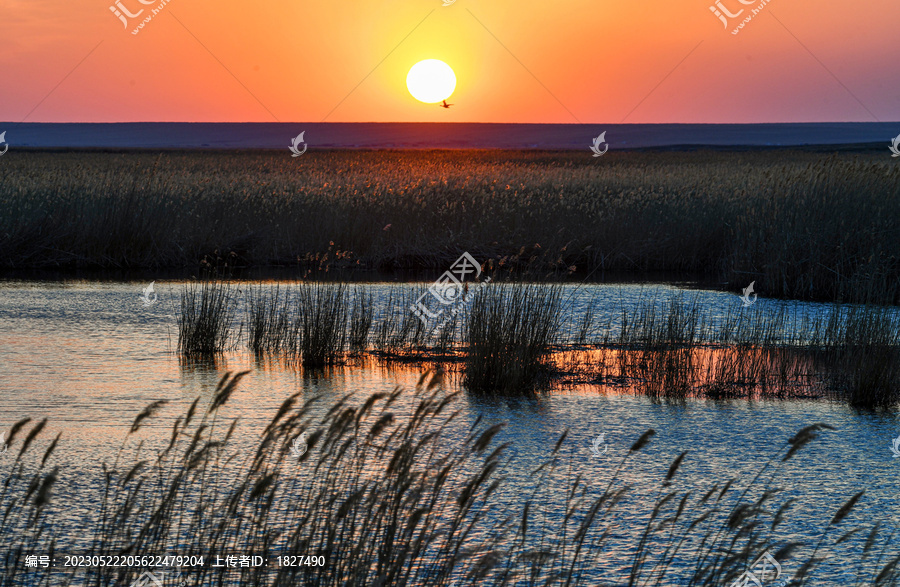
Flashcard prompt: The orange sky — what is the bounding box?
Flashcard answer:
[2,0,898,123]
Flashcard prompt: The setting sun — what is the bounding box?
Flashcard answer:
[406,59,456,104]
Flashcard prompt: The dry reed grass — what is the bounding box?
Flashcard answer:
[2,150,898,304]
[0,375,895,586]
[179,282,900,406]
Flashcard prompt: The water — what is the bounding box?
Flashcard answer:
[1,279,898,585]
[8,122,897,149]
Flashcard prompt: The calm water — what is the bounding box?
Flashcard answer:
[1,279,898,585]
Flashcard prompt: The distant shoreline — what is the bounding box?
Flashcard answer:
[0,122,896,150]
[4,143,888,153]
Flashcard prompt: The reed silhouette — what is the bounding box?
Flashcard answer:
[179,281,900,407]
[2,150,898,305]
[0,374,895,586]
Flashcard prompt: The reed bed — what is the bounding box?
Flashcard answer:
[178,281,900,406]
[2,150,899,305]
[579,295,899,406]
[0,375,895,586]
[812,304,900,409]
[589,345,817,401]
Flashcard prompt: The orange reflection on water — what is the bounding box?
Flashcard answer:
[549,345,821,399]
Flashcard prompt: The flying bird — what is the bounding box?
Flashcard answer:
[440,100,453,109]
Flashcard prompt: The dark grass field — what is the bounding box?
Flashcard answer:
[1,148,898,304]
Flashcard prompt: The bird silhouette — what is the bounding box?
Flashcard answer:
[440,100,453,109]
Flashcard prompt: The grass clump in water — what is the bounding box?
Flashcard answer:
[464,284,563,393]
[297,283,348,367]
[177,280,235,357]
[246,284,299,356]
[348,286,374,353]
[815,304,900,409]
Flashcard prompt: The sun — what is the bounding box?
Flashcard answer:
[406,59,456,104]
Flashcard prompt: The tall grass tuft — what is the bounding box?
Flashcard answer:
[464,284,563,393]
[178,281,235,357]
[816,304,900,409]
[348,286,374,353]
[297,283,348,367]
[614,295,702,398]
[246,285,299,355]
[372,285,431,356]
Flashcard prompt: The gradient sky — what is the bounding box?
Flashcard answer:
[2,0,898,123]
